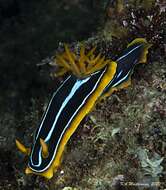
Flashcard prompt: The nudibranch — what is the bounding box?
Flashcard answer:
[16,38,151,179]
[102,38,152,99]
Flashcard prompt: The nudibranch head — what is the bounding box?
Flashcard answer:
[16,63,117,179]
[16,138,56,179]
[54,44,112,78]
[16,60,117,179]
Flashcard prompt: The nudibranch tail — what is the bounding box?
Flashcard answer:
[127,38,152,64]
[101,38,152,99]
[54,44,111,78]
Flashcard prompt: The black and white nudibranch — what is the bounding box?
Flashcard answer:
[16,38,151,179]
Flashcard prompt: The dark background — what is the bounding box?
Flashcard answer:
[0,0,103,115]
